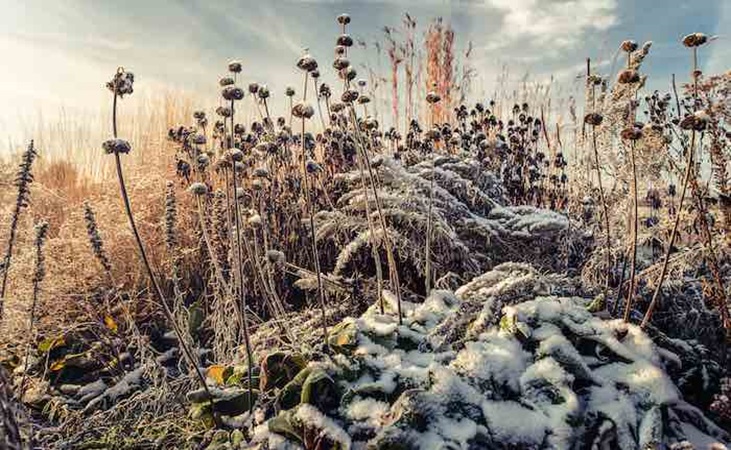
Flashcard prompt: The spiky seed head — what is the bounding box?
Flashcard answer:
[682,32,708,48]
[228,60,243,73]
[426,91,441,104]
[106,68,135,97]
[296,53,318,72]
[617,69,641,84]
[620,40,638,53]
[103,138,131,155]
[306,159,322,173]
[292,102,315,119]
[285,86,296,97]
[584,113,604,126]
[216,106,233,117]
[337,13,351,25]
[222,86,245,101]
[219,77,235,87]
[620,127,643,141]
[188,182,208,196]
[337,34,353,47]
[257,85,270,99]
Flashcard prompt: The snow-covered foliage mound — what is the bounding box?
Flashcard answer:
[315,156,582,291]
[248,263,728,450]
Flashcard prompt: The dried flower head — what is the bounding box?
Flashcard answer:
[337,34,354,47]
[216,106,233,117]
[333,57,350,71]
[103,138,131,155]
[306,159,322,173]
[226,148,244,162]
[285,86,296,97]
[248,83,260,94]
[222,86,245,101]
[337,13,351,25]
[584,113,604,126]
[106,68,135,97]
[620,40,638,53]
[297,53,318,72]
[334,45,346,56]
[257,85,270,99]
[292,102,315,119]
[188,182,208,196]
[330,102,345,113]
[219,77,235,87]
[682,32,708,48]
[426,91,441,104]
[228,60,243,73]
[620,127,643,141]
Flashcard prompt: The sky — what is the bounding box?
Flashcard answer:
[0,0,728,153]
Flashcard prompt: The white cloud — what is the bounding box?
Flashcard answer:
[481,0,618,51]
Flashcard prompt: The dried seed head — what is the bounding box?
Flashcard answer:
[334,45,346,57]
[226,148,244,162]
[216,106,233,117]
[220,77,235,87]
[222,86,245,101]
[192,134,206,146]
[426,91,441,104]
[102,138,131,155]
[193,110,206,120]
[228,60,243,73]
[319,83,331,98]
[188,182,208,196]
[253,167,270,178]
[620,40,638,53]
[311,70,321,79]
[583,113,604,126]
[341,89,359,103]
[306,159,322,173]
[337,34,354,47]
[357,79,367,88]
[251,179,263,191]
[617,69,640,84]
[297,53,318,72]
[248,83,260,94]
[257,85,270,99]
[330,102,345,113]
[340,66,357,81]
[285,86,296,97]
[333,57,350,71]
[292,102,315,119]
[196,153,210,170]
[337,13,351,25]
[106,68,135,97]
[357,94,371,105]
[364,116,378,130]
[680,110,709,131]
[266,249,285,265]
[620,127,643,141]
[682,32,708,48]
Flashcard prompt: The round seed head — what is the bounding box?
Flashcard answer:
[193,110,206,120]
[357,79,367,88]
[253,167,270,178]
[216,106,233,117]
[337,13,351,25]
[364,116,378,130]
[330,102,345,113]
[188,182,208,196]
[341,89,359,103]
[426,91,441,104]
[103,138,131,155]
[306,159,322,173]
[285,86,296,97]
[292,102,315,119]
[341,66,357,81]
[248,82,260,94]
[617,69,640,84]
[357,94,371,105]
[334,45,346,56]
[682,32,708,48]
[106,68,135,97]
[196,153,210,169]
[226,148,244,162]
[337,34,354,47]
[620,127,643,141]
[584,113,604,126]
[319,83,331,98]
[228,60,243,73]
[620,40,638,53]
[296,53,318,72]
[257,85,270,99]
[221,85,244,101]
[251,179,263,191]
[219,77,235,87]
[333,57,350,71]
[192,134,207,145]
[311,70,321,79]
